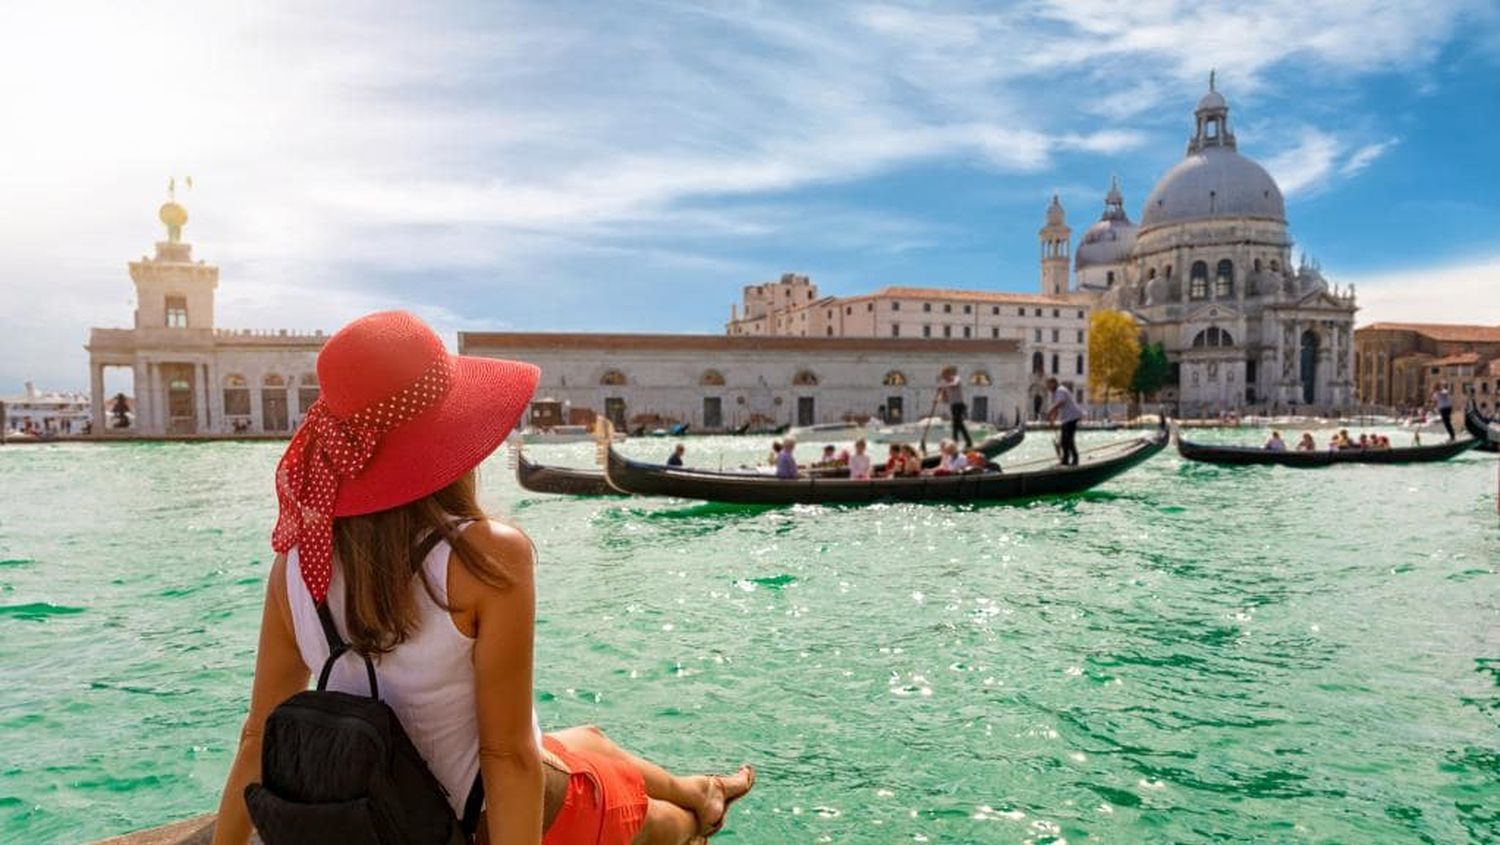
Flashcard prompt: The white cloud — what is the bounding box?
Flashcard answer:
[1340,138,1399,177]
[1265,129,1344,196]
[1346,255,1500,325]
[0,0,1483,391]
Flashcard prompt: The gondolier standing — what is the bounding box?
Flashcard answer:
[938,367,973,450]
[1431,382,1455,441]
[1046,377,1083,466]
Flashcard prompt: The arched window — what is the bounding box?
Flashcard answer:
[1147,267,1157,280]
[1051,353,1060,374]
[1253,258,1263,274]
[792,369,819,386]
[1075,354,1084,375]
[1215,259,1234,298]
[1032,351,1044,375]
[1191,327,1235,348]
[883,370,907,386]
[261,374,289,432]
[223,374,250,417]
[1189,261,1209,300]
[699,369,725,387]
[600,369,627,386]
[968,370,991,386]
[298,373,320,414]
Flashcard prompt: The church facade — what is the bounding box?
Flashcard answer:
[1080,80,1358,414]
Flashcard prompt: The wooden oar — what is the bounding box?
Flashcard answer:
[917,389,941,455]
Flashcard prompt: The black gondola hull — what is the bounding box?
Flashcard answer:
[514,428,1025,497]
[604,432,1166,505]
[1464,408,1498,453]
[1175,433,1479,466]
[516,454,621,496]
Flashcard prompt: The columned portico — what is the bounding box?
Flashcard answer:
[86,191,327,437]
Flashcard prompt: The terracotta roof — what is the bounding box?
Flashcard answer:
[1431,353,1481,367]
[1358,322,1500,342]
[460,331,1020,355]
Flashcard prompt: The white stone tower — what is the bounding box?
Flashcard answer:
[129,181,218,331]
[1039,194,1071,297]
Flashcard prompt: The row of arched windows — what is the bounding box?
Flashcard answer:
[222,373,320,425]
[598,369,995,388]
[1146,257,1284,302]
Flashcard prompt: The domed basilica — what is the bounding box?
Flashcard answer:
[1073,78,1357,413]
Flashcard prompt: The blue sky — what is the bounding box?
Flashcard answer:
[2,0,1499,392]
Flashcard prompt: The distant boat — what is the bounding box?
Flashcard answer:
[1175,431,1479,466]
[599,429,1165,506]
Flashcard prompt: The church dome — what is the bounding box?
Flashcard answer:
[1141,146,1284,229]
[1076,179,1138,269]
[1140,79,1286,230]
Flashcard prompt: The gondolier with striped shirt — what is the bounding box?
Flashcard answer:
[1046,377,1083,466]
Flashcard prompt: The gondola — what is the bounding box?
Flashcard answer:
[602,429,1166,505]
[515,452,620,496]
[513,428,1027,497]
[1175,430,1479,466]
[1464,407,1498,453]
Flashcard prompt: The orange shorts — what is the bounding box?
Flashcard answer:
[541,734,648,845]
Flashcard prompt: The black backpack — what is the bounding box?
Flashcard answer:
[244,603,484,844]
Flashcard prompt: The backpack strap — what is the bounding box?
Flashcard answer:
[460,773,484,836]
[314,601,379,699]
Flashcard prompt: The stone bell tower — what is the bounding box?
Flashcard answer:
[129,179,218,331]
[1039,194,1071,297]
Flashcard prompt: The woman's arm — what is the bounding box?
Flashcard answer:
[213,554,311,845]
[454,521,545,845]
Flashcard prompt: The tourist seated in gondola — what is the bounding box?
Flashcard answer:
[930,440,966,476]
[848,439,872,480]
[1264,430,1287,451]
[768,440,782,466]
[964,449,1000,473]
[1357,433,1370,450]
[880,443,905,478]
[666,443,686,466]
[899,444,923,476]
[1296,432,1317,451]
[775,438,800,479]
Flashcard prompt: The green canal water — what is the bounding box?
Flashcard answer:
[1,432,1497,843]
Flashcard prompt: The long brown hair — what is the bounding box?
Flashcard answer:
[331,470,511,654]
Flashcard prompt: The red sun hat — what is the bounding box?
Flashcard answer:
[271,310,539,603]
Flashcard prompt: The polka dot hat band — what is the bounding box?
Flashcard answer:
[272,357,455,604]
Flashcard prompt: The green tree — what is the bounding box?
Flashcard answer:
[1131,342,1169,401]
[1088,310,1141,407]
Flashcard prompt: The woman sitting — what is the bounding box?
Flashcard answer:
[213,312,753,845]
[1296,432,1317,451]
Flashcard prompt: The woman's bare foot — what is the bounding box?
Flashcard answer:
[695,765,755,836]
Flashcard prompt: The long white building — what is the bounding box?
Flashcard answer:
[459,332,1025,431]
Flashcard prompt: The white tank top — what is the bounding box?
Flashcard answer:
[285,524,542,816]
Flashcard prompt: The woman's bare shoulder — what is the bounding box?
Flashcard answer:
[448,519,535,600]
[459,519,534,566]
